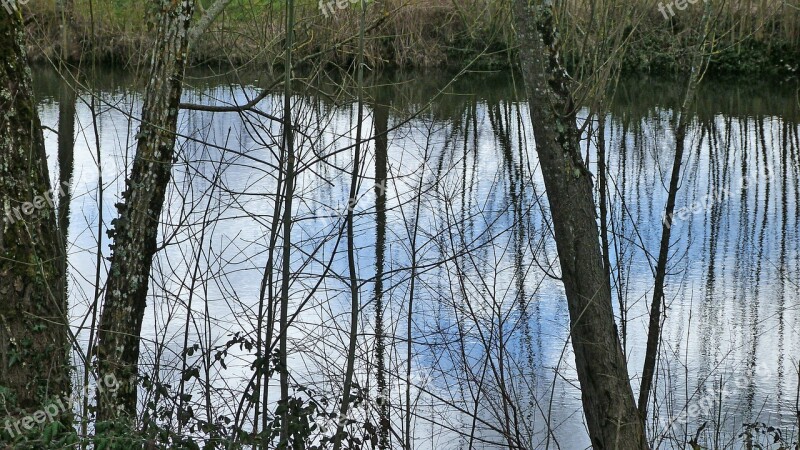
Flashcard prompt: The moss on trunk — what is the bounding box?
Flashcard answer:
[95,0,195,422]
[510,1,649,448]
[0,3,70,432]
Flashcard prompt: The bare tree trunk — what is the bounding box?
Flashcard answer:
[278,0,295,446]
[637,73,699,421]
[96,0,195,421]
[0,6,70,424]
[510,1,648,448]
[188,0,233,45]
[638,10,712,421]
[333,2,366,448]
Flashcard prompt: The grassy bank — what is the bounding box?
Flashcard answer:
[21,0,800,75]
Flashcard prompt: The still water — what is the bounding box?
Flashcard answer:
[32,68,800,449]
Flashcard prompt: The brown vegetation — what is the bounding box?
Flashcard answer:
[18,0,799,74]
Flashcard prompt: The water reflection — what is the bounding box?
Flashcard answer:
[32,68,800,449]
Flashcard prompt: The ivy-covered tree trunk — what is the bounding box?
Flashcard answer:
[96,0,195,421]
[510,1,648,448]
[0,5,70,424]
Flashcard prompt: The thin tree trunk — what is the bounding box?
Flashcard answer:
[96,0,195,421]
[510,1,648,448]
[0,6,70,425]
[82,87,104,445]
[636,74,698,421]
[333,2,367,448]
[638,12,711,420]
[278,0,295,445]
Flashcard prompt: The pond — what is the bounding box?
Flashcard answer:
[32,67,800,449]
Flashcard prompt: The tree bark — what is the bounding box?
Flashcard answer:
[96,0,195,421]
[510,1,648,448]
[637,75,697,421]
[276,0,295,446]
[0,6,70,421]
[638,13,710,421]
[188,0,233,45]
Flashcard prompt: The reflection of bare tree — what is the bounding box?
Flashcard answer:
[372,84,390,450]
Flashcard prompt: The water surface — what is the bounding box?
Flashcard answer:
[32,68,800,449]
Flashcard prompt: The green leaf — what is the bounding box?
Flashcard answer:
[42,421,57,443]
[8,352,18,368]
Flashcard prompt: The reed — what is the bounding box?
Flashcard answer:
[19,0,800,74]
